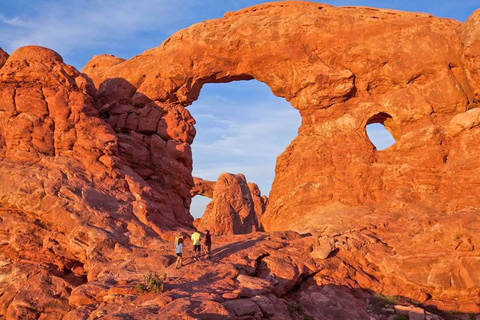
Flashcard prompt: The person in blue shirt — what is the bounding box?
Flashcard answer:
[175,237,184,269]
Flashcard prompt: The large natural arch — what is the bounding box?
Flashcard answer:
[84,1,478,234]
[81,3,480,307]
[1,1,480,316]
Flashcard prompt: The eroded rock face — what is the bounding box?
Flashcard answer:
[80,1,480,310]
[0,1,480,317]
[191,177,216,198]
[0,48,8,68]
[84,2,480,231]
[0,46,195,318]
[192,173,266,235]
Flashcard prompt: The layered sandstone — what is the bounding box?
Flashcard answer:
[192,173,266,235]
[81,1,480,310]
[0,46,193,318]
[0,1,479,318]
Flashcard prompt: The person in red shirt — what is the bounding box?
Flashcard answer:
[204,230,212,259]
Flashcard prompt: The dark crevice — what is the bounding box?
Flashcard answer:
[251,252,270,278]
[406,74,425,85]
[285,270,320,297]
[366,112,392,126]
[46,260,88,287]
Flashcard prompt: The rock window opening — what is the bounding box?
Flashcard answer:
[190,195,212,220]
[365,112,396,150]
[187,80,301,220]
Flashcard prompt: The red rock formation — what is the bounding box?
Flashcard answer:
[81,55,197,229]
[192,173,266,235]
[190,177,215,198]
[0,48,8,68]
[84,3,480,234]
[81,2,480,310]
[0,2,479,318]
[0,46,193,318]
[81,54,126,89]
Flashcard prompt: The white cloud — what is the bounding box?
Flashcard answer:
[0,0,190,62]
[190,196,211,219]
[0,14,32,28]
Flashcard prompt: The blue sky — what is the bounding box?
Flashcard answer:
[0,0,477,217]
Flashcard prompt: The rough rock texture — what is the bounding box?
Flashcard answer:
[0,46,193,318]
[0,45,194,234]
[191,176,216,198]
[0,48,8,69]
[82,54,197,228]
[81,2,480,310]
[192,173,266,235]
[1,1,480,318]
[60,232,424,320]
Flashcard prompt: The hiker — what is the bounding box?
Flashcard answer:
[191,230,202,261]
[204,229,212,259]
[174,232,182,246]
[175,236,184,269]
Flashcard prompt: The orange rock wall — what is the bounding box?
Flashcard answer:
[1,2,480,315]
[86,3,480,233]
[80,2,480,307]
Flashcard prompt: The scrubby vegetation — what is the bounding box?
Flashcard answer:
[135,271,166,293]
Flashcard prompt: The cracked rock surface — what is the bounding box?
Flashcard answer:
[1,1,480,318]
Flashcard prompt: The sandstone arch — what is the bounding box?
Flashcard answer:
[83,2,480,234]
[0,3,480,315]
[81,3,480,306]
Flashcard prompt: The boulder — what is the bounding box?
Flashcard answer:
[193,173,265,235]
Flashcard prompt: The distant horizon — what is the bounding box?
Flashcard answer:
[1,0,477,218]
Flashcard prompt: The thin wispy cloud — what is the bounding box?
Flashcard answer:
[0,0,192,67]
[192,107,299,158]
[190,80,301,203]
[0,14,32,28]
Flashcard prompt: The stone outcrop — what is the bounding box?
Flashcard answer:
[0,1,480,318]
[192,173,266,235]
[191,177,216,198]
[0,48,8,68]
[80,2,480,309]
[0,46,194,318]
[0,45,193,235]
[84,2,480,233]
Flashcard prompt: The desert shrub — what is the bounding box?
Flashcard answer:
[135,271,164,294]
[371,292,400,308]
[287,302,312,320]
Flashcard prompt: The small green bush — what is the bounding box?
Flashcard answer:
[287,302,312,320]
[394,316,409,320]
[371,292,400,308]
[135,271,164,294]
